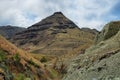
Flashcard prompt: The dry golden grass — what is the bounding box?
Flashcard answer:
[0,35,44,68]
[0,35,61,80]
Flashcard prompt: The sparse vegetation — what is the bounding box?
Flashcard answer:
[28,58,39,67]
[13,53,20,63]
[0,35,54,80]
[40,57,47,63]
[15,73,25,80]
[0,49,6,61]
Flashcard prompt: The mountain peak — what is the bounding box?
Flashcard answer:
[28,12,78,30]
[53,12,63,15]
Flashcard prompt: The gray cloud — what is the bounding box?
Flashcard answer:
[0,0,119,30]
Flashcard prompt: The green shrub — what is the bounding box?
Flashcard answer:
[13,53,20,63]
[24,78,31,80]
[0,49,6,61]
[15,73,25,80]
[29,58,39,67]
[14,73,31,80]
[40,57,47,63]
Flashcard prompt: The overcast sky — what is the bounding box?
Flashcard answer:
[0,0,120,30]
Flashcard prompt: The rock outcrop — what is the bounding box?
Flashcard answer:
[95,21,120,44]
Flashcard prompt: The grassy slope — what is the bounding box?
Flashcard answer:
[25,28,95,72]
[31,28,94,53]
[27,28,94,61]
[0,35,60,80]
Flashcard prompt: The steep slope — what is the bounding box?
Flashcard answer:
[0,35,60,80]
[63,21,120,80]
[95,21,120,44]
[0,25,26,39]
[11,12,96,58]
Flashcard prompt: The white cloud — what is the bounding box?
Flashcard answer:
[0,0,119,30]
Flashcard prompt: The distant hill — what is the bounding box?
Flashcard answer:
[11,12,97,57]
[0,25,26,39]
[63,21,120,80]
[81,27,99,35]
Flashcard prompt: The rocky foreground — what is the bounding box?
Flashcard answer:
[63,21,120,80]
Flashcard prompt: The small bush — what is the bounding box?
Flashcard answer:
[59,63,67,74]
[29,58,39,67]
[15,73,25,80]
[13,53,20,63]
[40,57,47,63]
[24,78,31,80]
[0,50,6,61]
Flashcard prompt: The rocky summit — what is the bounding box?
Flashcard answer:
[11,12,96,58]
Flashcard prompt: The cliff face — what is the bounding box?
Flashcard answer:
[11,12,96,57]
[63,21,120,80]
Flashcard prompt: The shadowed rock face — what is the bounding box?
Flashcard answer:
[0,25,26,39]
[28,12,78,30]
[12,12,79,44]
[95,21,120,44]
[12,12,79,42]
